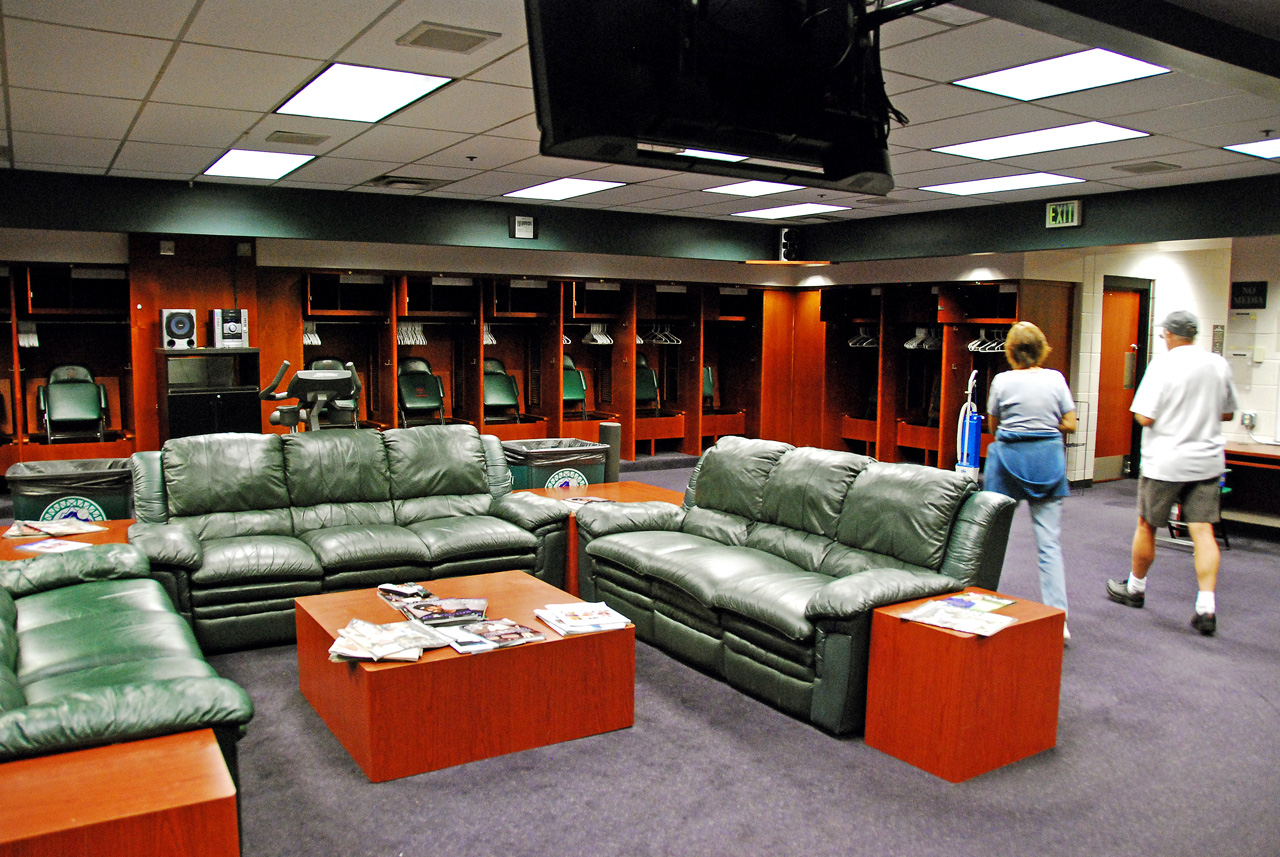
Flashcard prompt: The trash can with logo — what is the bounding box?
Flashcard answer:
[501,438,609,490]
[5,459,133,522]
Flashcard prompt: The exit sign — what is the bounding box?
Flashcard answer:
[1045,199,1081,228]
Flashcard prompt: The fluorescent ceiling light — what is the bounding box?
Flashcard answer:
[731,203,851,220]
[503,178,625,200]
[204,149,314,180]
[955,48,1169,100]
[705,180,804,197]
[1225,139,1280,159]
[277,64,450,122]
[935,121,1147,160]
[921,173,1084,196]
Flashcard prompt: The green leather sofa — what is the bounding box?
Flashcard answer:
[573,436,1017,735]
[0,544,254,773]
[128,424,570,652]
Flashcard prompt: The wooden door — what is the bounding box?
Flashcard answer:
[1096,289,1141,478]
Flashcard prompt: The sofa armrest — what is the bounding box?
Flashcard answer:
[806,568,963,622]
[939,490,1017,590]
[574,500,684,539]
[0,544,151,599]
[128,522,204,572]
[0,677,254,762]
[490,492,571,531]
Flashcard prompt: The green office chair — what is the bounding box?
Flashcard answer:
[563,355,588,419]
[483,369,524,423]
[397,358,445,426]
[308,358,360,428]
[38,364,107,443]
[636,353,662,415]
[702,365,716,412]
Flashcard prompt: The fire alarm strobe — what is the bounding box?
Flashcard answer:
[212,309,248,348]
[162,309,197,349]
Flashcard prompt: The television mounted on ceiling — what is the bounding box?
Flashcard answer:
[525,0,907,195]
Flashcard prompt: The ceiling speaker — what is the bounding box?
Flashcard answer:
[162,309,197,349]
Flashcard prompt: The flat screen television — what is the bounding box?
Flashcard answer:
[525,0,898,194]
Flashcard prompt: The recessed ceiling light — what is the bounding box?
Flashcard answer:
[921,173,1084,196]
[955,48,1169,101]
[204,149,314,180]
[277,64,450,123]
[730,203,851,220]
[1225,139,1280,159]
[935,121,1147,160]
[503,178,625,200]
[704,180,804,197]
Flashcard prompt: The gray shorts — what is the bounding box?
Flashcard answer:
[1138,476,1221,527]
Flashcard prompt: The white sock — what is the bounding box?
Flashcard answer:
[1128,574,1147,595]
[1196,591,1216,615]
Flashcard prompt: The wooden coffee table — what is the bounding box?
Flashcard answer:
[0,519,133,562]
[295,570,635,782]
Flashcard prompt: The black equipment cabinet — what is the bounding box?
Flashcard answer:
[157,348,262,441]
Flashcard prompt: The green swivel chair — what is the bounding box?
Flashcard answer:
[636,353,662,416]
[38,364,107,443]
[563,355,588,419]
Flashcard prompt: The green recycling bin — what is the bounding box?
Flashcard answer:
[502,438,609,490]
[6,459,132,522]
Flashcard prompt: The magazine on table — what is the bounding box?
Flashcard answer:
[5,519,107,538]
[535,602,630,636]
[559,496,613,507]
[376,582,433,610]
[900,595,1018,636]
[400,597,488,625]
[328,618,453,663]
[15,538,95,554]
[435,624,500,654]
[460,618,545,648]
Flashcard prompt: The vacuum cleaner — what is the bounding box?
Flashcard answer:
[956,370,983,480]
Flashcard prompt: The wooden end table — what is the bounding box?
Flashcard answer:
[0,519,134,563]
[864,588,1065,783]
[296,570,635,783]
[0,729,239,857]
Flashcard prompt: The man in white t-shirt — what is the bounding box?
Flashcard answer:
[1106,310,1239,636]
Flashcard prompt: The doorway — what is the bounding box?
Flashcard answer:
[1095,276,1152,481]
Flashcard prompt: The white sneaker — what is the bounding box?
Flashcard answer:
[1063,623,1071,643]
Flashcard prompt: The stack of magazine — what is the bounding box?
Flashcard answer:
[377,583,487,626]
[328,618,453,662]
[534,602,630,636]
[900,592,1017,636]
[5,519,106,538]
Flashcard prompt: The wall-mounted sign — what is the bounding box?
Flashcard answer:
[1045,199,1081,228]
[1230,280,1267,310]
[509,215,537,239]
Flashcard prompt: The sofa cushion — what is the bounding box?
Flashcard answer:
[299,524,431,572]
[405,516,537,563]
[747,524,839,576]
[13,578,174,634]
[0,667,22,712]
[282,429,391,508]
[759,447,870,538]
[818,543,923,578]
[692,436,793,520]
[0,590,16,670]
[384,424,491,498]
[164,433,290,519]
[21,655,218,704]
[16,610,203,687]
[711,565,832,642]
[835,462,975,570]
[192,535,323,586]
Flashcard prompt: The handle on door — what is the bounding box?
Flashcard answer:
[1123,344,1138,390]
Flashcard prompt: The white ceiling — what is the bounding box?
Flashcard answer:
[3,0,1280,225]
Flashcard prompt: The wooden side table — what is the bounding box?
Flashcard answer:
[864,588,1065,782]
[0,729,239,857]
[0,519,134,563]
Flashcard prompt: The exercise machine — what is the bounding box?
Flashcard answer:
[259,360,361,432]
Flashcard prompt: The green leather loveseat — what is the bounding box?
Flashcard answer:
[0,544,254,772]
[128,424,570,653]
[573,436,1018,735]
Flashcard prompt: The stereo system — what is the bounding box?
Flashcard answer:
[211,308,248,348]
[161,309,197,349]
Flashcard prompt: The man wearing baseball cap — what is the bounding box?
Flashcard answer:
[1107,310,1239,635]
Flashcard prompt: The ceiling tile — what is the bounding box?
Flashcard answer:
[434,170,540,196]
[883,70,936,98]
[1001,135,1201,172]
[640,173,746,191]
[888,148,971,175]
[414,134,539,170]
[129,102,261,147]
[336,0,528,78]
[11,132,119,168]
[8,89,140,138]
[879,13,949,49]
[1122,95,1280,136]
[578,164,683,183]
[286,156,404,185]
[389,163,482,181]
[1172,117,1280,149]
[882,18,1084,84]
[890,84,1015,126]
[273,179,362,191]
[237,117,373,155]
[328,125,469,162]
[501,153,604,178]
[112,140,224,173]
[887,103,1084,151]
[1106,159,1280,189]
[487,113,541,140]
[184,0,389,58]
[110,168,202,181]
[388,80,532,133]
[150,44,323,111]
[470,47,534,87]
[895,161,1038,190]
[551,183,685,206]
[1039,71,1240,119]
[4,0,195,39]
[4,19,171,98]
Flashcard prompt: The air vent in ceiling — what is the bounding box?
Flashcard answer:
[397,21,501,54]
[362,175,451,192]
[266,130,331,146]
[804,214,849,223]
[1113,161,1181,175]
[858,196,904,205]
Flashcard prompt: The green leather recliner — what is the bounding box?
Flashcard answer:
[0,543,254,774]
[573,436,1017,735]
[128,424,570,653]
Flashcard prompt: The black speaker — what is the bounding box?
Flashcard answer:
[779,227,799,261]
[162,309,197,349]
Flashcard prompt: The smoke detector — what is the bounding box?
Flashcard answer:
[362,175,451,192]
[397,21,501,54]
